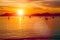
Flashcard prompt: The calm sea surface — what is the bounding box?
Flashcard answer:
[0,16,60,39]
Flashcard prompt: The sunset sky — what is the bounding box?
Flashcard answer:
[0,0,60,14]
[0,0,60,38]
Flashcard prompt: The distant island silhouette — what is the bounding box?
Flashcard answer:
[0,13,17,16]
[0,12,60,16]
[0,12,60,20]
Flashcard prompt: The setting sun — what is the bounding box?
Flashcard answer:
[17,9,24,16]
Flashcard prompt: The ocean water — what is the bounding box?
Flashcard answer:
[0,16,60,39]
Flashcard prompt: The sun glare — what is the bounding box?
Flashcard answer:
[17,9,24,16]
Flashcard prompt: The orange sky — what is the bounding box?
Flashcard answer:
[0,0,60,14]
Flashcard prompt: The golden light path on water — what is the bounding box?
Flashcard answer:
[19,16,24,28]
[17,9,24,28]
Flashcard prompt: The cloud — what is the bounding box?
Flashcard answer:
[22,0,60,8]
[40,1,60,8]
[0,0,60,8]
[25,0,60,8]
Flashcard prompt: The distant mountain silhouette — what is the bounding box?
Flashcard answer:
[29,13,60,16]
[0,12,60,20]
[0,12,60,16]
[28,13,60,20]
[0,13,17,16]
